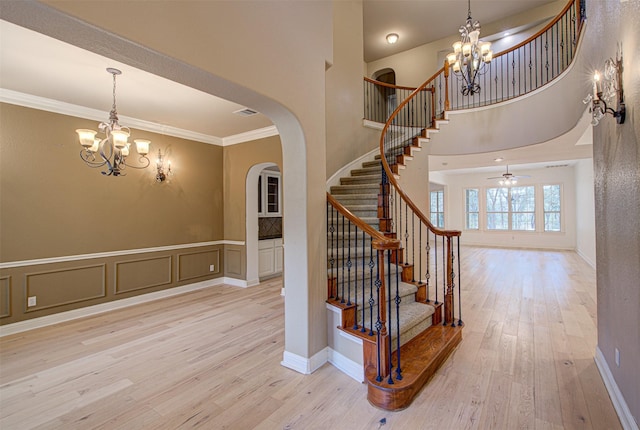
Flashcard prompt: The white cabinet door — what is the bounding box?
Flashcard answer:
[259,247,275,277]
[275,243,283,273]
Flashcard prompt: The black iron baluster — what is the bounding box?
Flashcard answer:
[442,235,446,326]
[457,237,463,326]
[387,250,394,385]
[340,213,345,303]
[395,251,402,381]
[411,212,416,282]
[375,250,382,382]
[450,243,456,328]
[329,203,336,299]
[347,220,352,306]
[426,236,431,303]
[368,240,375,335]
[434,231,438,305]
[357,229,364,330]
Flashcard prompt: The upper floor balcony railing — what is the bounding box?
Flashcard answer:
[364,0,585,125]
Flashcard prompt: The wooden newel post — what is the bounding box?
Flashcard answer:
[444,236,454,325]
[444,60,450,112]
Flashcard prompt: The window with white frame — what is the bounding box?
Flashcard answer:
[430,190,444,228]
[543,184,561,231]
[511,186,536,231]
[465,188,479,229]
[486,186,535,231]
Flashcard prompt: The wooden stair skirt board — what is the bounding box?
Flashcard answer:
[364,324,463,411]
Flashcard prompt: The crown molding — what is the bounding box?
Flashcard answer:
[1,89,279,147]
[222,125,280,146]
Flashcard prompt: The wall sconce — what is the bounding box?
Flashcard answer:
[583,54,625,126]
[155,149,171,182]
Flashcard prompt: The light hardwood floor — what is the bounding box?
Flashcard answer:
[0,247,621,429]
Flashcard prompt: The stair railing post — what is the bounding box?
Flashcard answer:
[444,59,450,112]
[444,235,454,325]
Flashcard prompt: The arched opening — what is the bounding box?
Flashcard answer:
[246,162,282,286]
[372,68,397,122]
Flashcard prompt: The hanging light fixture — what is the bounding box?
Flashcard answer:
[76,68,151,176]
[446,0,493,96]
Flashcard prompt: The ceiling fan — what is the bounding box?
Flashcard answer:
[487,165,530,186]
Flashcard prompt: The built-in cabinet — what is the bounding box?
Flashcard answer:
[258,238,283,278]
[258,171,281,217]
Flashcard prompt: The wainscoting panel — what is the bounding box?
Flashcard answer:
[0,276,11,318]
[224,246,245,279]
[25,264,106,312]
[177,250,220,282]
[115,256,172,295]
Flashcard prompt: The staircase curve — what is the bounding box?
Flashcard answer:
[327,0,586,411]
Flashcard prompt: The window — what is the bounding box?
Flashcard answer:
[465,189,479,230]
[543,185,561,231]
[486,186,535,230]
[511,186,535,231]
[486,187,509,230]
[430,190,444,228]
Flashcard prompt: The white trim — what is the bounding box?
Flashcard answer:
[222,277,251,288]
[0,89,279,147]
[577,249,596,269]
[363,119,384,130]
[0,89,224,146]
[281,347,328,375]
[222,125,279,146]
[595,347,639,430]
[0,241,244,269]
[327,348,364,383]
[0,278,228,337]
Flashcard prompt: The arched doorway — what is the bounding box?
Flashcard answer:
[372,68,397,122]
[246,163,282,286]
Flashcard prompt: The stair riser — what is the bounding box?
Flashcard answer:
[330,186,380,195]
[340,176,381,185]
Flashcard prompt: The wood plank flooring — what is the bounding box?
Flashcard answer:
[0,248,622,429]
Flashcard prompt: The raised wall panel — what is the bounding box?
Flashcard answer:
[115,256,172,294]
[0,276,11,318]
[225,248,243,278]
[25,264,106,312]
[178,250,220,282]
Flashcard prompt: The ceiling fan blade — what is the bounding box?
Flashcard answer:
[487,176,504,179]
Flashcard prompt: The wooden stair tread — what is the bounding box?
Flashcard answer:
[365,324,463,411]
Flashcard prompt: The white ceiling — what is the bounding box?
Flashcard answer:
[0,1,589,170]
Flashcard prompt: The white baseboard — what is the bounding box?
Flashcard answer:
[222,277,251,288]
[281,348,328,375]
[577,249,596,269]
[595,347,639,430]
[327,348,364,383]
[0,277,234,337]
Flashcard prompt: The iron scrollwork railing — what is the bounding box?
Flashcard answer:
[448,0,584,110]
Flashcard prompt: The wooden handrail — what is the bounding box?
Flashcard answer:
[364,77,423,92]
[377,69,461,239]
[327,192,400,250]
[492,0,580,59]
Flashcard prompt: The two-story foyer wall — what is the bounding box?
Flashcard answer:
[0,103,225,325]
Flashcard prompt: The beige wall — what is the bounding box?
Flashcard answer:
[0,103,225,325]
[588,0,640,424]
[325,0,380,179]
[223,136,282,241]
[0,103,224,261]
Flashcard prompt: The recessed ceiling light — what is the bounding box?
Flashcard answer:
[386,33,399,44]
[494,157,504,162]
